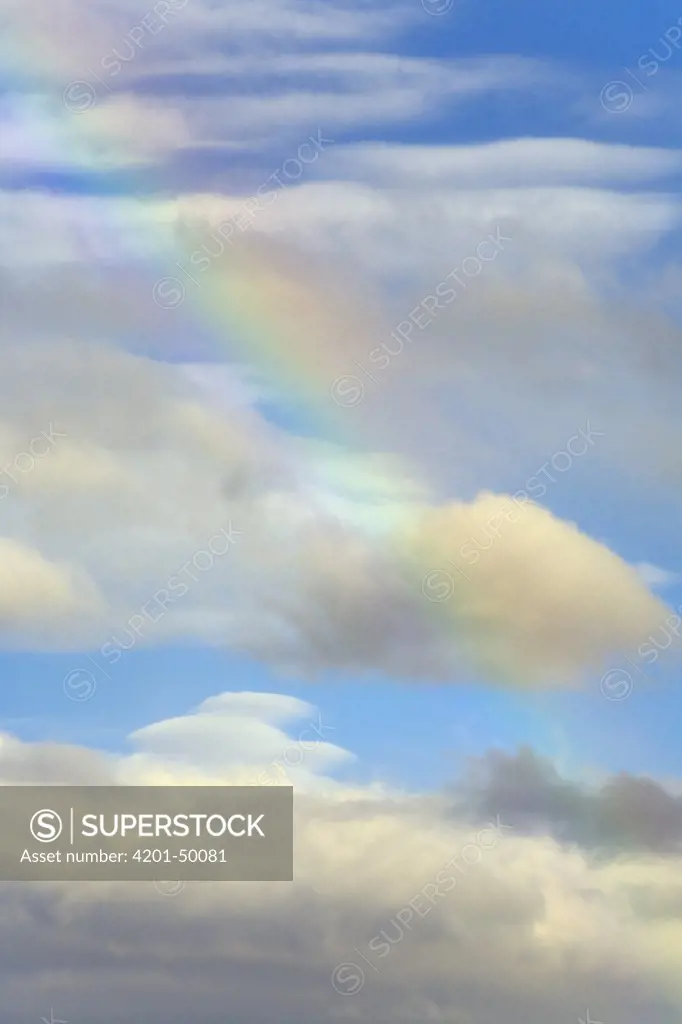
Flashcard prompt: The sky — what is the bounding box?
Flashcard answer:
[0,0,681,1022]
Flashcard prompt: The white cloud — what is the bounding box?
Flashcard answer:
[0,698,679,1022]
[136,56,543,147]
[408,495,670,686]
[324,138,682,188]
[0,537,102,642]
[0,335,670,686]
[239,180,680,274]
[0,1,679,1017]
[0,55,548,174]
[635,563,681,591]
[1,0,681,688]
[1,0,410,79]
[124,691,354,787]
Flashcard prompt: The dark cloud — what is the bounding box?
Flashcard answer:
[0,724,679,1023]
[458,746,682,854]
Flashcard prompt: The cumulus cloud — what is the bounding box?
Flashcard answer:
[0,0,679,1018]
[1,3,680,690]
[407,494,670,686]
[0,695,680,1023]
[0,334,670,686]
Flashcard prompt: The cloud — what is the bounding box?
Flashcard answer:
[116,56,544,151]
[0,697,680,1022]
[125,691,354,787]
[457,746,682,854]
[6,146,673,515]
[1,1,546,182]
[0,59,551,184]
[0,28,680,687]
[0,2,679,1018]
[405,494,670,686]
[635,562,681,591]
[0,326,670,687]
[324,138,682,189]
[2,0,410,82]
[0,537,102,642]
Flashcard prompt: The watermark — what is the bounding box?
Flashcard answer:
[256,712,335,785]
[63,0,189,113]
[153,878,185,896]
[459,422,604,569]
[0,423,66,501]
[421,568,455,603]
[637,603,682,665]
[331,226,512,408]
[3,786,293,881]
[600,600,682,700]
[62,522,240,696]
[331,375,365,409]
[153,130,334,309]
[63,669,98,703]
[599,668,635,702]
[331,962,366,996]
[422,422,604,592]
[331,814,511,994]
[31,809,63,843]
[600,16,682,113]
[41,1011,67,1024]
[421,0,455,14]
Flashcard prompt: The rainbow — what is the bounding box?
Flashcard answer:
[0,13,468,619]
[0,11,386,451]
[1,13,667,717]
[5,28,682,1019]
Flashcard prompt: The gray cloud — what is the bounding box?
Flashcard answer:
[0,709,679,1023]
[458,746,682,854]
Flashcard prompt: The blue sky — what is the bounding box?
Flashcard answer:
[0,0,681,797]
[2,2,682,1022]
[2,641,680,791]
